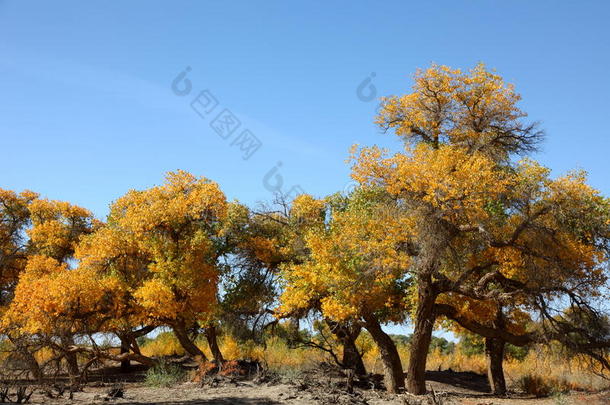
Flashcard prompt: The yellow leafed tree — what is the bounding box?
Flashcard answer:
[350,63,610,394]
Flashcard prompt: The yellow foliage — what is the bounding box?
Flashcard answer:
[351,143,511,225]
[375,63,527,161]
[279,191,412,322]
[77,170,228,327]
[140,332,186,357]
[27,198,95,261]
[4,255,122,334]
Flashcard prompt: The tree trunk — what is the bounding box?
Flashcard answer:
[61,335,79,377]
[119,337,131,372]
[66,352,79,376]
[406,279,437,395]
[485,337,506,396]
[9,337,42,382]
[66,345,156,367]
[23,350,43,382]
[326,320,366,376]
[130,335,142,355]
[363,312,404,393]
[204,325,224,363]
[173,324,208,361]
[342,333,366,376]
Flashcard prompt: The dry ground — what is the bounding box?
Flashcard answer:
[7,361,610,405]
[25,382,610,405]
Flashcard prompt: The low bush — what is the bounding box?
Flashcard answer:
[144,361,185,388]
[517,374,553,397]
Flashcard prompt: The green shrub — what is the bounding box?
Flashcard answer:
[145,361,185,388]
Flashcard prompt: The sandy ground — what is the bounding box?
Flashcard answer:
[6,362,608,405]
[21,381,610,405]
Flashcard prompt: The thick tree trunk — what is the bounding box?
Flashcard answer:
[485,337,507,396]
[119,337,131,372]
[204,325,224,363]
[326,320,366,376]
[116,327,153,372]
[406,280,437,395]
[363,313,404,393]
[342,334,366,376]
[173,324,208,361]
[65,352,79,376]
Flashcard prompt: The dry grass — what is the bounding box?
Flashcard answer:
[139,332,610,394]
[140,333,326,373]
[424,344,609,393]
[503,348,610,392]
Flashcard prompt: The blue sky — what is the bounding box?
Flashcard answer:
[1,1,609,336]
[2,1,609,215]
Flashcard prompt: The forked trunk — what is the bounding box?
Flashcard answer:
[363,312,404,393]
[327,320,366,376]
[204,325,224,364]
[485,337,507,396]
[173,323,208,361]
[406,280,437,395]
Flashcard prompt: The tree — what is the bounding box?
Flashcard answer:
[75,216,158,370]
[351,63,610,394]
[216,201,289,343]
[279,191,413,392]
[10,197,97,377]
[0,189,37,299]
[223,195,372,376]
[77,170,228,362]
[0,188,41,380]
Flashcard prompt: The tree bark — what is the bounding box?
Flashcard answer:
[485,337,507,396]
[23,350,43,382]
[173,323,208,361]
[119,337,131,372]
[61,335,80,377]
[363,312,404,393]
[204,325,224,363]
[326,320,366,376]
[9,337,42,382]
[406,279,437,395]
[66,345,156,367]
[65,351,79,376]
[342,333,366,376]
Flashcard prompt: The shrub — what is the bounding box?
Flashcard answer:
[517,374,551,397]
[144,361,185,388]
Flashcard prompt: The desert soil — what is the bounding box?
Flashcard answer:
[25,379,610,405]
[10,362,609,404]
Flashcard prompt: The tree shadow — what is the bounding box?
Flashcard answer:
[425,370,491,394]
